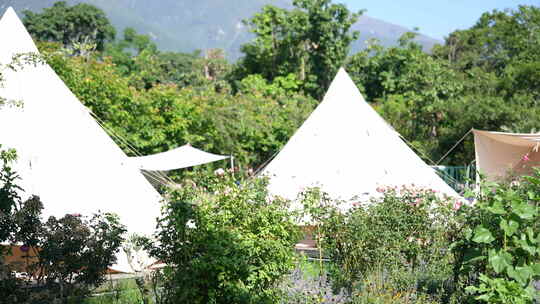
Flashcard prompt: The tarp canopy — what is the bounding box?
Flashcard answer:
[130,144,229,171]
[473,129,540,181]
[0,7,161,273]
[261,68,459,206]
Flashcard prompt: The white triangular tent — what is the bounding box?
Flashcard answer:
[473,129,540,181]
[0,7,162,273]
[129,144,229,171]
[261,68,459,205]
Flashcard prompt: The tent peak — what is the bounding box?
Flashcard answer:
[2,7,16,18]
[1,7,24,29]
[337,67,348,74]
[0,6,39,62]
[333,67,353,83]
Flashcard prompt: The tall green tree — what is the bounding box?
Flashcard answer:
[433,5,540,75]
[235,0,360,99]
[23,1,115,52]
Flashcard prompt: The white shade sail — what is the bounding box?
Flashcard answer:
[0,7,161,273]
[261,68,459,205]
[130,144,229,171]
[473,129,540,181]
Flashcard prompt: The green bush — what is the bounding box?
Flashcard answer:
[452,171,540,303]
[306,186,458,299]
[146,173,302,304]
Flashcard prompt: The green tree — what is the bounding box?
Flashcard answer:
[236,0,360,99]
[23,1,115,52]
[105,28,224,90]
[433,5,540,74]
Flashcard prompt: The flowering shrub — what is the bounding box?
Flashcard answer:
[146,173,302,304]
[305,185,457,297]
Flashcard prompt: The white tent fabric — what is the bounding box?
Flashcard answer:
[261,68,459,205]
[129,144,229,171]
[0,7,162,273]
[473,130,540,181]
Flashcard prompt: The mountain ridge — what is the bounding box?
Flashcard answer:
[0,0,442,59]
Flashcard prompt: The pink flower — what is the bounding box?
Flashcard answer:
[522,153,530,162]
[376,187,384,193]
[70,213,82,217]
[453,200,463,211]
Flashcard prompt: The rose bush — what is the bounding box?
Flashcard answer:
[301,185,460,301]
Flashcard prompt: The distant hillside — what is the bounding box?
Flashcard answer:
[0,0,442,59]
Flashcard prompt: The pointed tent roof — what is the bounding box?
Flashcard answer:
[0,7,162,272]
[261,68,459,203]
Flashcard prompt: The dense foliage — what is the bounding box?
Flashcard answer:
[23,1,115,52]
[453,172,540,303]
[301,187,459,302]
[146,173,302,303]
[234,0,360,99]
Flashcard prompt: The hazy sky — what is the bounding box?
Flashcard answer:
[340,0,539,40]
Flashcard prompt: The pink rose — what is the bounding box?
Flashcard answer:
[453,200,463,211]
[522,153,530,162]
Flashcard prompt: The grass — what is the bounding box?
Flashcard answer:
[83,278,145,304]
[83,289,143,304]
[297,256,325,279]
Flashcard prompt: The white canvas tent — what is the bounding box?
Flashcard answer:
[0,7,162,273]
[129,144,229,171]
[473,130,540,181]
[261,68,459,205]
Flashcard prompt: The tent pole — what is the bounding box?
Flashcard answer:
[230,156,234,177]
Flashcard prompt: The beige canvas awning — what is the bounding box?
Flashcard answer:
[473,130,540,181]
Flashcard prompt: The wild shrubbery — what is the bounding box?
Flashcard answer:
[145,173,302,304]
[300,186,459,303]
